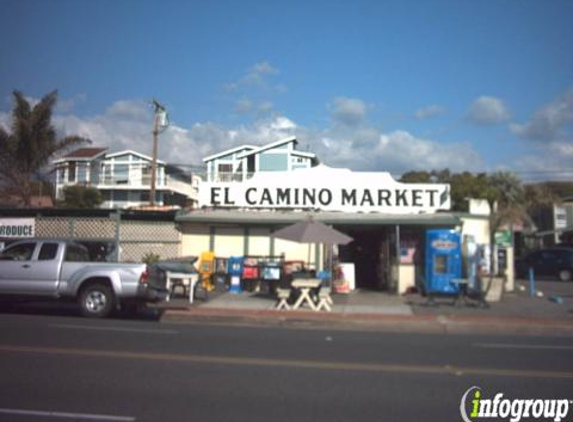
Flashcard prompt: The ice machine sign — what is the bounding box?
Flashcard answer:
[431,240,458,250]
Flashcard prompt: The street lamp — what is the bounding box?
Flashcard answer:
[150,99,169,207]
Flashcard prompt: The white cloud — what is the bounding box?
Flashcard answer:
[467,96,511,125]
[56,93,87,112]
[512,141,573,181]
[106,99,150,120]
[259,101,274,113]
[313,129,483,174]
[230,61,282,92]
[53,99,153,158]
[415,104,445,120]
[511,89,573,142]
[250,61,278,76]
[234,98,276,116]
[30,97,485,177]
[2,88,568,181]
[0,95,520,175]
[234,98,253,114]
[53,102,300,168]
[269,116,297,131]
[224,61,284,118]
[330,97,368,127]
[508,90,573,180]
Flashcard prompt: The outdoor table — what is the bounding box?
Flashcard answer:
[166,271,198,303]
[291,278,322,311]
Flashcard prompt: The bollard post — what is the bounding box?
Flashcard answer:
[529,267,535,297]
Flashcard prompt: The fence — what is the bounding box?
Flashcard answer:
[33,213,180,263]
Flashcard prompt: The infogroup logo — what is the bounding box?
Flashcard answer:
[460,386,571,422]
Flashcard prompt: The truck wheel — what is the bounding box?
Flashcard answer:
[558,269,572,282]
[79,284,114,318]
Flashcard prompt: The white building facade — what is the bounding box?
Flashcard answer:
[203,137,318,183]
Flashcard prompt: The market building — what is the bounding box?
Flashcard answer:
[1,136,512,298]
[177,137,505,295]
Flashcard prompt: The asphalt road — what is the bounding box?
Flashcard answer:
[0,311,572,422]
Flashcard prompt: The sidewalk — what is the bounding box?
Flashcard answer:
[160,280,573,336]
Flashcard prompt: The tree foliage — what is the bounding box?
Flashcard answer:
[523,183,559,216]
[59,186,103,209]
[400,169,490,211]
[0,90,90,207]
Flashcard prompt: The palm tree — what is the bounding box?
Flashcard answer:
[485,171,526,238]
[0,90,90,207]
[479,171,526,300]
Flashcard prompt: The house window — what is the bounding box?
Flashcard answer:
[142,165,152,184]
[218,164,232,173]
[57,168,65,183]
[68,162,76,182]
[218,164,233,181]
[114,191,128,201]
[115,164,129,184]
[77,163,88,183]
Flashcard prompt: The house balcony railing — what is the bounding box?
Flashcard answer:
[57,175,199,199]
[210,172,256,182]
[97,175,163,186]
[97,175,197,199]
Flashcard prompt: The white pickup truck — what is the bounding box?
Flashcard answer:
[0,239,168,317]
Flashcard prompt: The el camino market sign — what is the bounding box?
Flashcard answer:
[199,167,451,214]
[0,218,35,238]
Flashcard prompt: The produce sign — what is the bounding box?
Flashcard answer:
[0,218,35,238]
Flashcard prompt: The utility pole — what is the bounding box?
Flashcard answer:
[150,99,168,207]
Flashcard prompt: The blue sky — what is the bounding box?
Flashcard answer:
[1,0,572,181]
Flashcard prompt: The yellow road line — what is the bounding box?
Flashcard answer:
[0,344,572,380]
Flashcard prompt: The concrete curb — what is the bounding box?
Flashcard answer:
[161,306,573,336]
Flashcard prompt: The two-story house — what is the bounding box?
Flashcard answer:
[203,137,318,182]
[53,148,199,209]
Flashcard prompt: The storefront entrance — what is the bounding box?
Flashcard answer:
[338,226,394,291]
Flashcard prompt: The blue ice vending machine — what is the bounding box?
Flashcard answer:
[425,229,462,295]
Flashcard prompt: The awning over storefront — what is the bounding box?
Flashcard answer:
[176,209,462,227]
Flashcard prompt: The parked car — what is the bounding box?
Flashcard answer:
[515,247,573,282]
[0,239,168,317]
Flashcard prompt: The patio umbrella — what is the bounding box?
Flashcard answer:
[272,217,353,283]
[271,217,353,245]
